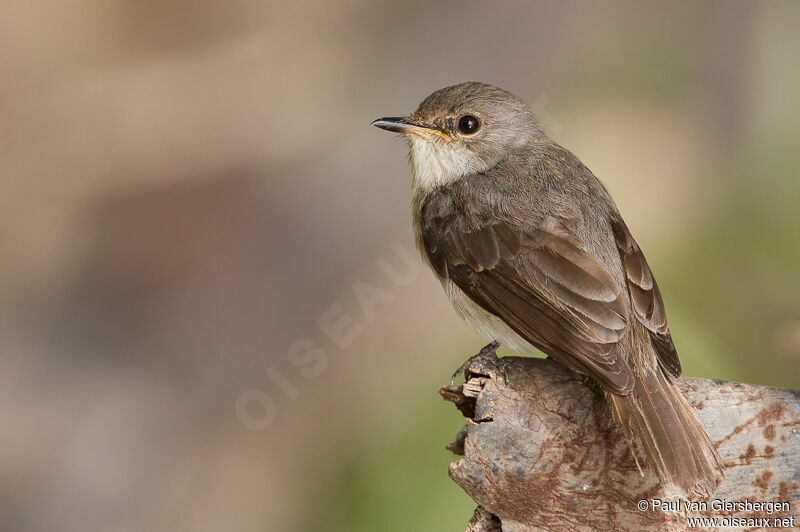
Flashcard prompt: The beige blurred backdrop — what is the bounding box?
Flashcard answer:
[2,1,800,531]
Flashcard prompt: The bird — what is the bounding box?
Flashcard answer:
[371,81,724,499]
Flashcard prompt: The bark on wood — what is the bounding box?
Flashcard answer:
[440,356,800,531]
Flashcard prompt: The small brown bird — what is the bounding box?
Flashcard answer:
[372,82,723,498]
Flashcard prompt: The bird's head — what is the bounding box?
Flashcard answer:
[372,82,541,190]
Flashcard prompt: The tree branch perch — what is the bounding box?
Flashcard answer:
[440,356,800,531]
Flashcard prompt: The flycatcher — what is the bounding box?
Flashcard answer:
[372,82,723,498]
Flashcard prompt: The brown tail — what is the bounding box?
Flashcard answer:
[610,368,724,499]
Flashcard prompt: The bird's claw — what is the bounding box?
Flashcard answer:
[451,341,508,385]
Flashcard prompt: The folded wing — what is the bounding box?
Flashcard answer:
[422,192,634,394]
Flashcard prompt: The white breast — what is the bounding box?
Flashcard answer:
[408,135,534,353]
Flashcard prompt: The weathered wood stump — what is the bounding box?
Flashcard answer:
[440,356,800,531]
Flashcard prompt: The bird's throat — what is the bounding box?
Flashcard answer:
[408,137,484,194]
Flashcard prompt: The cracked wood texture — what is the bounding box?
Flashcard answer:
[440,356,800,531]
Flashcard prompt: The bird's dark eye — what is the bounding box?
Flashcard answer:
[457,115,481,135]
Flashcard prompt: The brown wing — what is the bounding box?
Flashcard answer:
[422,192,634,394]
[610,218,681,377]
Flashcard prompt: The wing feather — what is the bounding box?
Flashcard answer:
[422,192,635,393]
[611,219,681,377]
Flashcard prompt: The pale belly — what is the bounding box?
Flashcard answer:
[412,199,536,354]
[442,278,536,353]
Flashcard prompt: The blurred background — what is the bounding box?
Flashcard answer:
[2,1,799,530]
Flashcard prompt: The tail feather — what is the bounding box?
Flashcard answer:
[611,369,724,499]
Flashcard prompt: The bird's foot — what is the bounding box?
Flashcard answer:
[451,341,508,385]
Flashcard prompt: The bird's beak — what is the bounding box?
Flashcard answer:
[371,116,451,141]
